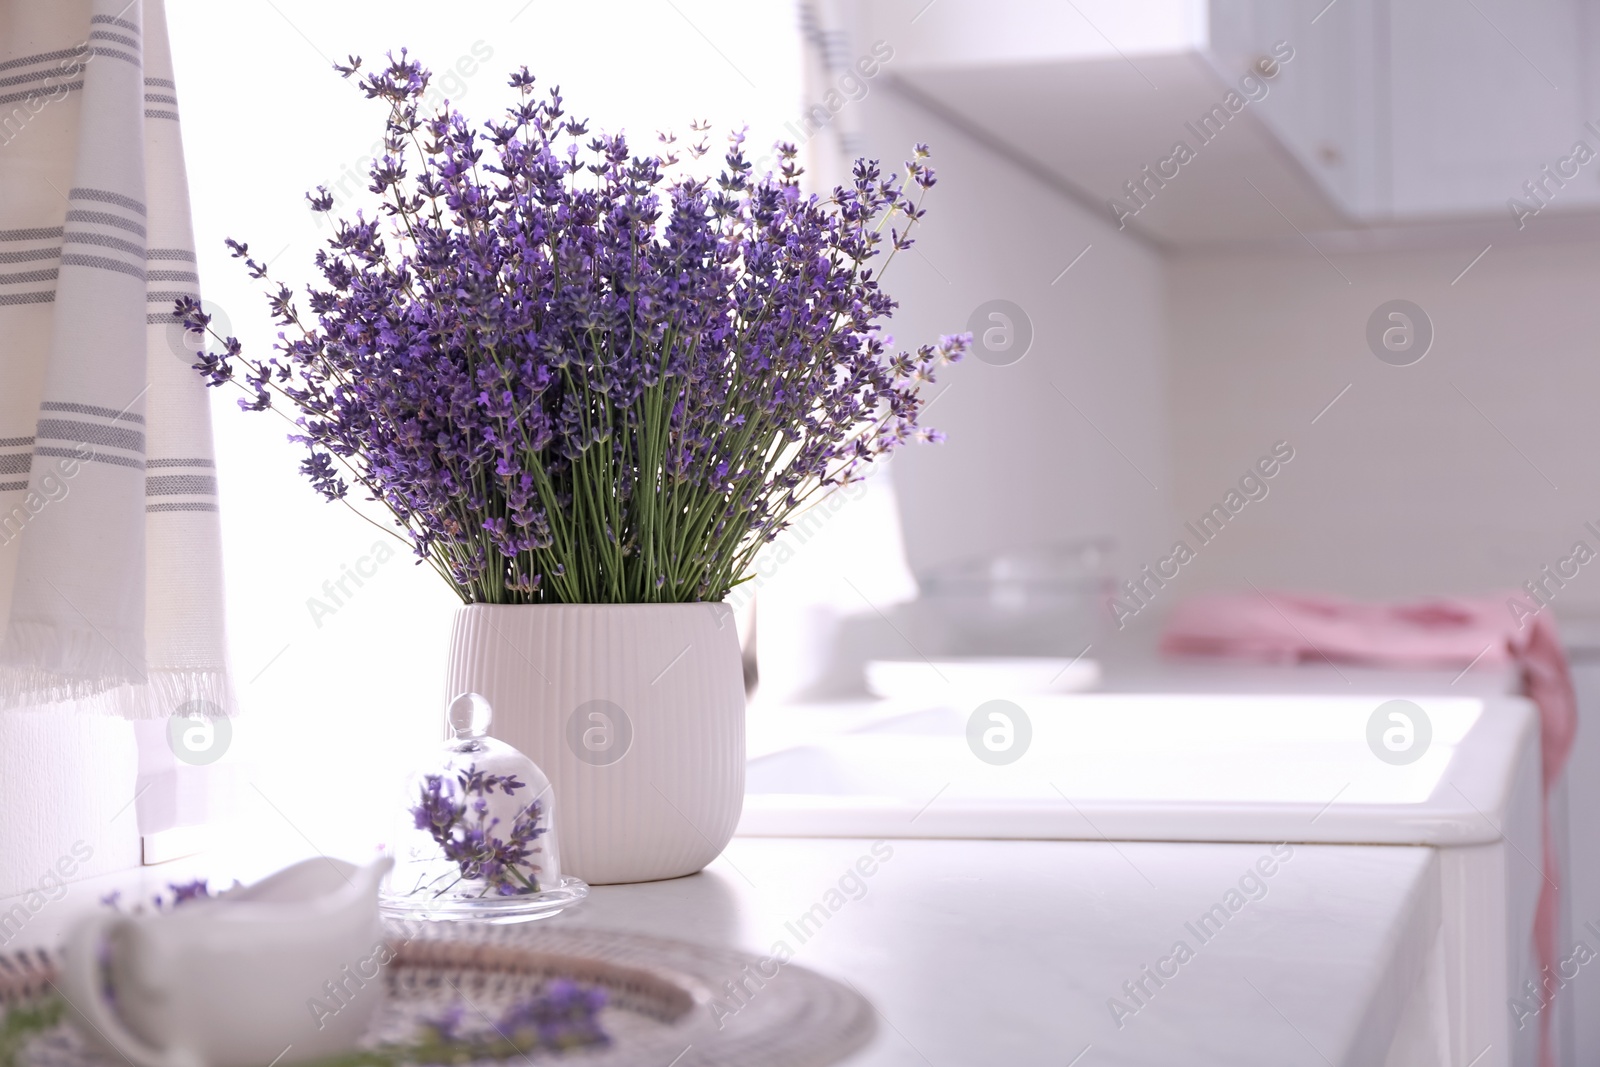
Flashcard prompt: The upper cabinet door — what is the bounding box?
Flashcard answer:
[1386,0,1596,221]
[1208,0,1387,218]
[868,0,1211,71]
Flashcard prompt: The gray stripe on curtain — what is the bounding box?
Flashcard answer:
[60,254,144,280]
[0,268,57,285]
[85,47,136,65]
[69,187,146,214]
[147,502,218,513]
[36,419,145,452]
[85,48,137,66]
[0,80,82,106]
[34,446,143,470]
[145,474,215,496]
[146,457,213,468]
[0,248,62,264]
[65,231,142,257]
[0,46,88,75]
[0,62,86,89]
[89,31,137,50]
[0,227,63,241]
[39,401,144,423]
[64,209,144,236]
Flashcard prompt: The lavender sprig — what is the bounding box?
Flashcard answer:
[100,878,219,913]
[424,982,608,1053]
[185,52,968,604]
[410,764,546,895]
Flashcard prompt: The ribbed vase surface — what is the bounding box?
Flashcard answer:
[445,603,746,884]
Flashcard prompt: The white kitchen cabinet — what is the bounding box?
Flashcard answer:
[1207,0,1389,218]
[1385,0,1597,220]
[1217,0,1600,221]
[861,0,1210,72]
[855,0,1600,243]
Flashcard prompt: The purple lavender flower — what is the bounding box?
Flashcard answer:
[186,54,969,606]
[102,880,215,913]
[166,879,211,906]
[497,980,609,1051]
[422,1001,466,1044]
[409,764,546,895]
[421,982,608,1055]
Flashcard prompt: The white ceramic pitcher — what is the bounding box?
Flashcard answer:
[59,856,393,1067]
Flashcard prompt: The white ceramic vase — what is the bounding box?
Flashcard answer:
[444,603,746,885]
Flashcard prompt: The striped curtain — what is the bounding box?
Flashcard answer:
[0,0,232,851]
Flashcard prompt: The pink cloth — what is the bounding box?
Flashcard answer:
[1162,592,1578,1067]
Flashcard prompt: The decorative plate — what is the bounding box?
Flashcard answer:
[0,923,876,1067]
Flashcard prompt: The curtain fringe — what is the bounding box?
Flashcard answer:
[0,657,236,720]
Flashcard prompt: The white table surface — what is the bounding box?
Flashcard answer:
[7,653,1484,1065]
[557,836,1438,1067]
[5,835,1438,1067]
[745,653,1521,756]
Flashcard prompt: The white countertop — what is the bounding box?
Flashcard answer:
[746,653,1521,754]
[561,837,1440,1067]
[742,658,1537,849]
[5,655,1503,1065]
[5,834,1439,1067]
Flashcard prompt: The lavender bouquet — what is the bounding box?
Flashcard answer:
[185,53,966,604]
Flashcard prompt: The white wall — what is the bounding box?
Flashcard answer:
[1164,235,1600,619]
[852,62,1600,652]
[860,82,1175,585]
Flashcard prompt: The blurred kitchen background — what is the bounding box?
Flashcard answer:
[168,0,1600,897]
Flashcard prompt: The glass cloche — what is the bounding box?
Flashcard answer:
[380,692,587,923]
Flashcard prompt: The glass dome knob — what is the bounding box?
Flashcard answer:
[448,692,493,739]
